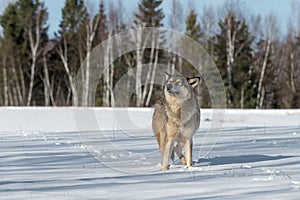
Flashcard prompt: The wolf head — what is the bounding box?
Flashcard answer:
[164,73,200,102]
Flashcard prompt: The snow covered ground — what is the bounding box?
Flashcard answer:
[1,108,300,199]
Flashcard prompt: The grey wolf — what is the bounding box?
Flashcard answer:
[152,73,200,170]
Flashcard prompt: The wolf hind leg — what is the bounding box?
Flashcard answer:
[174,142,187,165]
[184,141,193,167]
[155,132,165,156]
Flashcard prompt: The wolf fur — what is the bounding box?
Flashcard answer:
[152,73,200,170]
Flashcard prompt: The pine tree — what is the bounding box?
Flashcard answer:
[57,0,87,65]
[0,0,48,106]
[135,0,164,28]
[94,1,107,46]
[289,35,300,108]
[214,12,255,108]
[182,9,209,107]
[234,20,256,108]
[93,1,107,106]
[185,9,203,42]
[183,9,203,75]
[133,0,165,106]
[134,0,165,63]
[55,0,87,105]
[0,3,24,51]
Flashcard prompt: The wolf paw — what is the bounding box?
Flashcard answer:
[180,155,187,165]
[162,164,170,170]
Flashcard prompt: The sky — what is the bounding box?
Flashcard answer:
[0,0,296,37]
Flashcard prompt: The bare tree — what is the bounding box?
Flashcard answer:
[225,12,236,92]
[256,14,279,108]
[81,1,101,106]
[6,58,24,106]
[134,24,146,107]
[132,26,160,107]
[201,5,216,52]
[1,33,26,106]
[102,2,125,107]
[222,1,248,94]
[0,39,8,106]
[102,30,113,107]
[145,31,160,106]
[167,0,184,73]
[26,10,42,106]
[219,1,245,102]
[57,36,78,106]
[291,0,300,38]
[169,0,183,32]
[41,41,56,106]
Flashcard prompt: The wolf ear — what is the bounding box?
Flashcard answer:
[165,72,171,80]
[187,77,200,88]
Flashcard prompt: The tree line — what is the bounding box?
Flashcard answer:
[0,0,299,108]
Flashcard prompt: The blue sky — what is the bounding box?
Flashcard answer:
[0,0,296,37]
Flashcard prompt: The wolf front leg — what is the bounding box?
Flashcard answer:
[184,140,193,167]
[162,137,175,170]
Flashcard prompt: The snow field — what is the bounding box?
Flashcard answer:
[0,108,300,199]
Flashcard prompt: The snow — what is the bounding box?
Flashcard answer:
[1,107,300,199]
